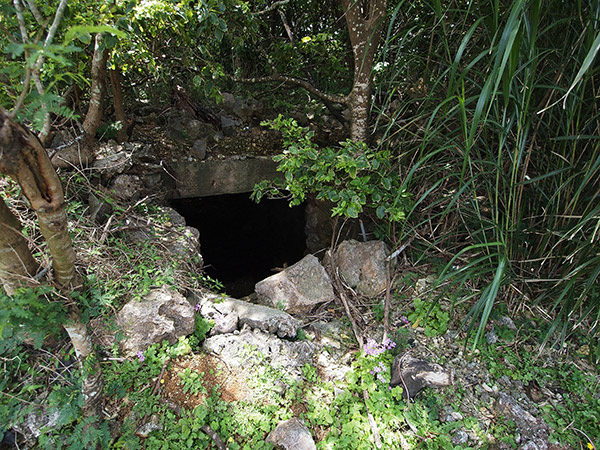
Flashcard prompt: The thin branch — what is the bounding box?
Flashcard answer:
[42,0,68,52]
[253,0,290,15]
[12,0,29,45]
[31,0,68,141]
[9,66,31,118]
[277,8,347,125]
[24,0,44,25]
[234,74,348,105]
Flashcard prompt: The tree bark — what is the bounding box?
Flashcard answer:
[0,106,104,419]
[340,0,388,142]
[82,34,109,142]
[109,67,128,142]
[52,33,108,169]
[64,315,104,418]
[0,199,39,294]
[0,107,77,287]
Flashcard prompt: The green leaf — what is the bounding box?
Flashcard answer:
[563,31,600,107]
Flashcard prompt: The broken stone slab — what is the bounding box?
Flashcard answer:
[266,418,317,450]
[203,327,315,372]
[190,291,301,338]
[333,239,390,297]
[117,286,195,357]
[255,254,336,315]
[389,353,453,399]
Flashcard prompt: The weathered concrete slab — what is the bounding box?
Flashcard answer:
[168,157,280,198]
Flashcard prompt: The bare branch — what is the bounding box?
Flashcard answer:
[9,66,31,118]
[12,0,30,44]
[253,0,290,15]
[24,0,44,26]
[33,0,68,142]
[235,74,348,105]
[43,0,68,50]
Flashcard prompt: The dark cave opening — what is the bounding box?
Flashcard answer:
[171,193,306,298]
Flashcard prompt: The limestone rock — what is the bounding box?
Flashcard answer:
[266,418,317,450]
[191,138,207,160]
[192,292,240,336]
[13,407,60,443]
[109,174,145,201]
[203,327,315,372]
[190,290,301,338]
[389,353,453,399]
[166,109,217,143]
[493,393,550,450]
[135,415,163,438]
[221,115,241,137]
[91,148,133,180]
[117,287,195,357]
[334,239,389,297]
[255,255,335,315]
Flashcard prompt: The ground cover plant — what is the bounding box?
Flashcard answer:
[1,0,600,448]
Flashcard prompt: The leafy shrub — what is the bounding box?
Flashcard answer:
[252,115,411,222]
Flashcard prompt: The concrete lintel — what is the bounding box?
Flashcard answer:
[168,157,280,198]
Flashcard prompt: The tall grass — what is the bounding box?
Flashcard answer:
[375,0,600,360]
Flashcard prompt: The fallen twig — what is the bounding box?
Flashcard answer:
[200,424,228,450]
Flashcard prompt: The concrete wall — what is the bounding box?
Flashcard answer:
[167,157,280,199]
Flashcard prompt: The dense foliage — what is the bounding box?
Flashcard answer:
[1,0,599,448]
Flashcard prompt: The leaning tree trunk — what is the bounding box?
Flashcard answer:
[0,199,39,294]
[51,33,108,168]
[0,106,104,418]
[340,0,388,143]
[0,112,77,286]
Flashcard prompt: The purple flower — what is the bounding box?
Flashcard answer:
[383,337,396,350]
[195,303,201,312]
[401,315,410,326]
[363,338,396,357]
[363,338,382,356]
[137,350,145,362]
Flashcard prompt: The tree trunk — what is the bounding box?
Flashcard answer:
[109,67,128,142]
[82,33,109,142]
[51,33,108,169]
[0,107,77,287]
[64,314,104,418]
[340,0,388,143]
[0,106,104,419]
[0,199,39,294]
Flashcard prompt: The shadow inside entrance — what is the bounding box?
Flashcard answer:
[171,193,306,298]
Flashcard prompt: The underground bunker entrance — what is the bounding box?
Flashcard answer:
[171,193,307,298]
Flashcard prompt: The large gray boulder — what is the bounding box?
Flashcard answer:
[266,418,317,450]
[255,254,336,315]
[117,286,195,357]
[334,240,389,297]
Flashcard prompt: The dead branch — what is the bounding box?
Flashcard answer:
[234,74,348,106]
[253,0,290,15]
